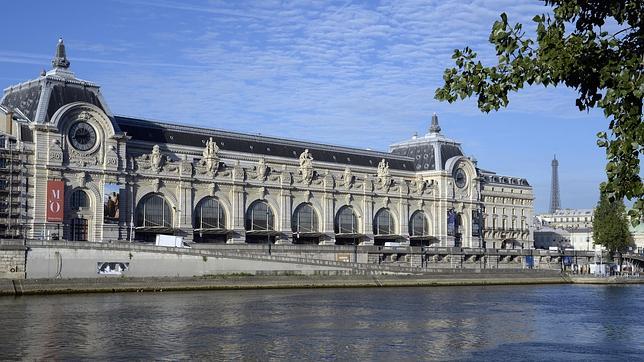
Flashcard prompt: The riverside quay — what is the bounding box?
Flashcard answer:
[0,39,533,249]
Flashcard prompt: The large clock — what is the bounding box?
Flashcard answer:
[68,121,97,151]
[454,168,467,188]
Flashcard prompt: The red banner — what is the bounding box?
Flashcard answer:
[46,180,65,222]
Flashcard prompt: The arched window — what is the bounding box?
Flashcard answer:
[292,203,318,233]
[136,194,172,228]
[373,208,395,235]
[70,189,90,210]
[335,206,358,234]
[409,211,429,236]
[194,197,225,230]
[245,200,274,231]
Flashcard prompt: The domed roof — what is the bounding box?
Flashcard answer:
[389,113,463,171]
[0,38,112,124]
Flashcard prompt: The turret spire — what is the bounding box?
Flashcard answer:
[429,112,441,134]
[52,37,70,69]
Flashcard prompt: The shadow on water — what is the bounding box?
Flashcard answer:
[0,284,642,360]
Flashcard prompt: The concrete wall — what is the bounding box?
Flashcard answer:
[26,246,349,279]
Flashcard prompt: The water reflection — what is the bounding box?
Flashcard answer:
[0,285,643,360]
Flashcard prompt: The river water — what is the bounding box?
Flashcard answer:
[1,285,643,360]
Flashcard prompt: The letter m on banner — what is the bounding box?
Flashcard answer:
[46,180,65,222]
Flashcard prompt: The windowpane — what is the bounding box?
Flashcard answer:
[71,190,89,210]
[410,211,428,236]
[292,204,318,233]
[374,209,395,235]
[246,201,274,231]
[196,198,225,229]
[336,207,357,234]
[136,195,172,227]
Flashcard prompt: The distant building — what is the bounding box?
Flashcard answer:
[538,209,594,229]
[534,209,596,250]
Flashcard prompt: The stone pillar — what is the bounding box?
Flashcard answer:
[361,195,374,246]
[320,192,336,245]
[399,199,410,245]
[177,181,193,242]
[276,189,292,244]
[228,167,246,244]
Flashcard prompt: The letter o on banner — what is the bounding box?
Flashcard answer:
[9,267,16,273]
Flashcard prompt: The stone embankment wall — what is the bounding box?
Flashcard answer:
[0,239,601,280]
[0,271,570,296]
[0,240,26,279]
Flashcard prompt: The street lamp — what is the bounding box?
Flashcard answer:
[266,205,271,255]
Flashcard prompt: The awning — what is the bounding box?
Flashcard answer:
[374,234,405,240]
[409,235,439,242]
[293,232,325,238]
[134,226,175,233]
[194,228,231,235]
[335,233,365,239]
[245,230,282,236]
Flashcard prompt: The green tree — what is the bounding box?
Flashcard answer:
[592,191,633,253]
[435,0,643,222]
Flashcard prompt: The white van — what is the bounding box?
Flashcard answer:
[155,235,189,248]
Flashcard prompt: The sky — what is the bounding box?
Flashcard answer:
[1,0,613,213]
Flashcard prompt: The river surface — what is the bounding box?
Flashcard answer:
[1,284,643,360]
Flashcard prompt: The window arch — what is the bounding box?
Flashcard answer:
[136,194,172,228]
[409,211,429,236]
[373,208,395,235]
[245,200,274,231]
[335,206,358,234]
[292,203,318,233]
[194,197,226,230]
[70,189,90,210]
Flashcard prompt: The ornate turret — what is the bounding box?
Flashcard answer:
[1,38,114,123]
[52,38,70,69]
[429,112,441,134]
[389,113,463,171]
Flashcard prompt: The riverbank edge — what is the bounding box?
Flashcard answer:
[2,274,642,296]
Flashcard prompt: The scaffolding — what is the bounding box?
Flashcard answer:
[0,135,28,238]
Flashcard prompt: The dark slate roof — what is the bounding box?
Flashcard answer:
[440,144,463,169]
[481,172,531,186]
[115,116,416,171]
[390,143,463,171]
[2,79,105,123]
[1,82,41,121]
[390,143,435,171]
[46,84,104,122]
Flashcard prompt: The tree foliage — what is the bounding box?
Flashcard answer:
[592,191,633,252]
[435,0,643,223]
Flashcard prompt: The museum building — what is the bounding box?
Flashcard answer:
[0,39,534,248]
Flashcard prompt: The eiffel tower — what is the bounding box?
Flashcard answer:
[549,155,561,213]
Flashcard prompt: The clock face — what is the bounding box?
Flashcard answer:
[454,168,467,188]
[68,121,97,151]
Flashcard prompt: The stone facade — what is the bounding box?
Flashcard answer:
[0,39,534,249]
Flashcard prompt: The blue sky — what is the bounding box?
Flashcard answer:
[1,0,611,213]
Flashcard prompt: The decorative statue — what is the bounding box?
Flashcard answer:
[343,166,353,187]
[415,174,426,194]
[377,158,390,178]
[299,149,313,169]
[202,137,220,174]
[299,149,314,183]
[151,145,163,172]
[256,157,268,179]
